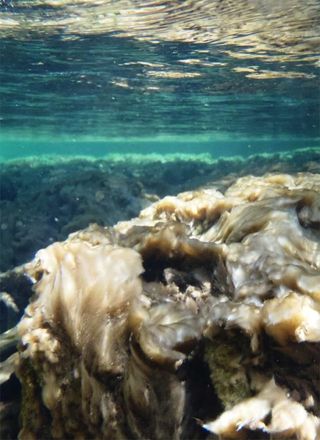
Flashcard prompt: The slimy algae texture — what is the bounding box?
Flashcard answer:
[1,169,318,439]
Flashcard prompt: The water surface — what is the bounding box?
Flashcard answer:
[0,0,319,157]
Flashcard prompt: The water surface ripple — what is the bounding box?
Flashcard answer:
[0,0,319,142]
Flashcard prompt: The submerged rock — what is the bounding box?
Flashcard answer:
[1,148,319,273]
[2,172,320,439]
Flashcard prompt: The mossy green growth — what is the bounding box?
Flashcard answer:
[17,357,51,439]
[204,331,252,410]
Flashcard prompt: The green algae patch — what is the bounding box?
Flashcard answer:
[204,332,252,410]
[18,358,51,440]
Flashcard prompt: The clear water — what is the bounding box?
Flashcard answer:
[0,0,319,159]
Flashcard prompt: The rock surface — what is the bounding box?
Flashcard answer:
[1,148,319,273]
[10,171,320,439]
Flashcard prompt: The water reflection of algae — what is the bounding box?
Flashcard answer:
[1,0,319,75]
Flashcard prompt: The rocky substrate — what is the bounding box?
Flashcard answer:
[0,158,319,439]
[1,148,319,274]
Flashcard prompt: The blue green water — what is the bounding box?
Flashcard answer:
[0,0,319,159]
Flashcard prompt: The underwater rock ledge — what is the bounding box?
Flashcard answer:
[1,147,319,274]
[4,172,320,439]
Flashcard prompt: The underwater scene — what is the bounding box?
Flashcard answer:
[0,1,320,439]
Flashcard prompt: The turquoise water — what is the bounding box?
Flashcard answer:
[0,0,319,159]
